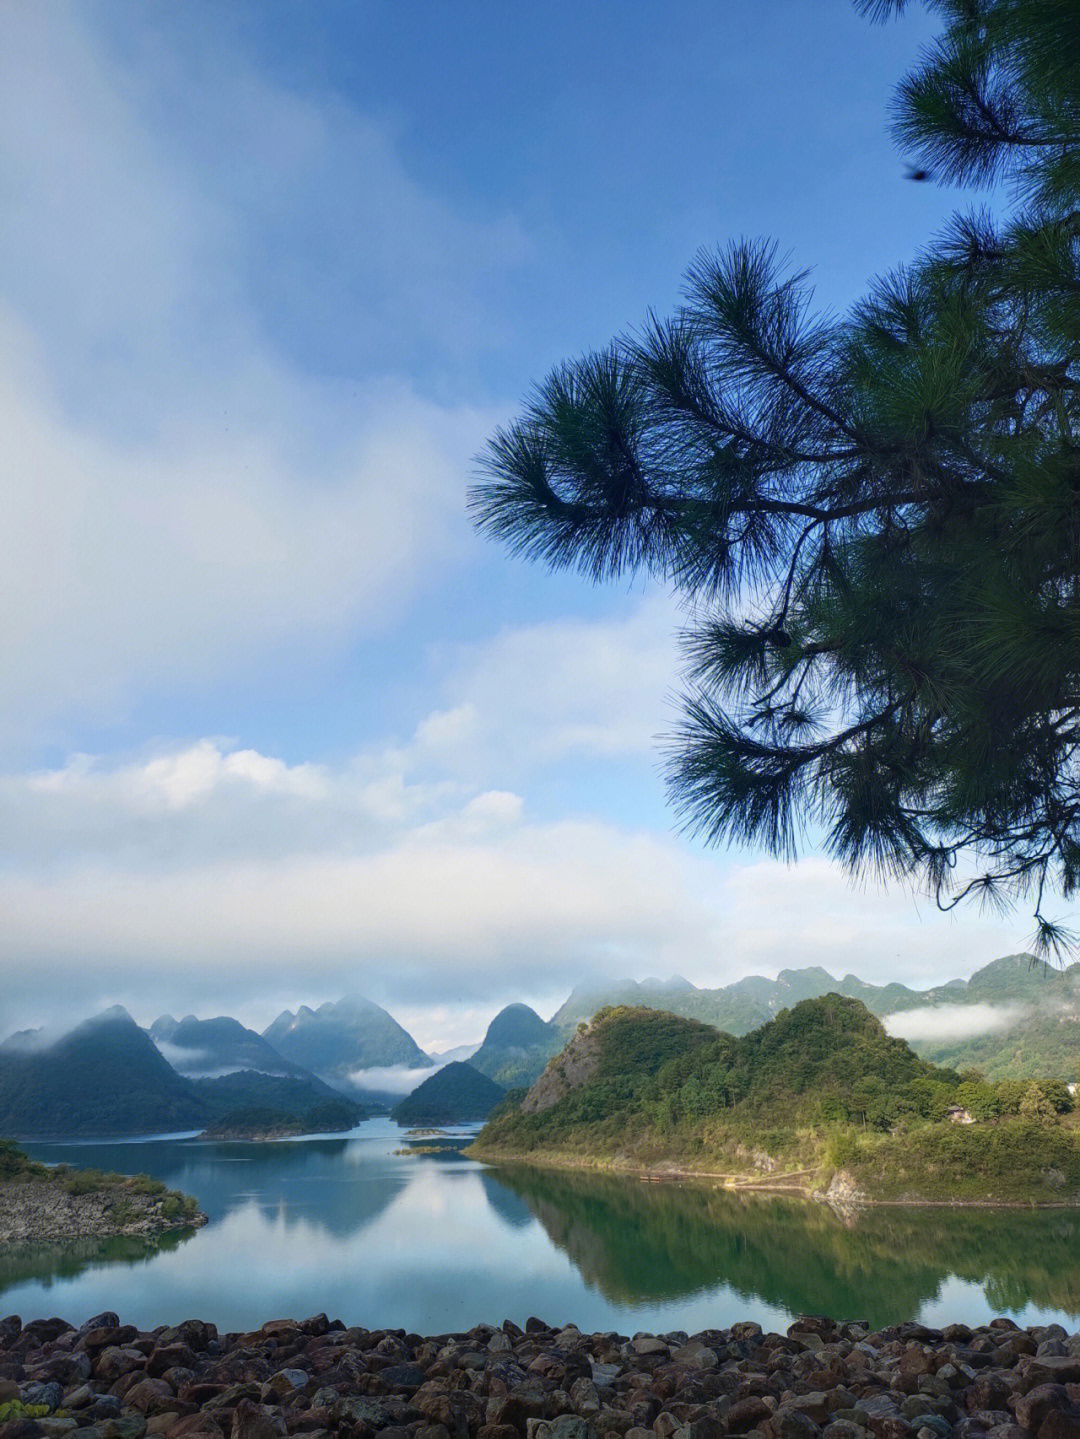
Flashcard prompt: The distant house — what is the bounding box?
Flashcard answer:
[946,1106,975,1125]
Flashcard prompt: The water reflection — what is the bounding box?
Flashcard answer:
[494,1164,1080,1327]
[5,1122,1078,1335]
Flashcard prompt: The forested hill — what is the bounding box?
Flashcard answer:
[263,996,431,1086]
[551,955,1080,1080]
[0,1008,205,1138]
[499,996,947,1138]
[0,1008,364,1139]
[469,1004,563,1088]
[391,1062,504,1125]
[472,998,1080,1204]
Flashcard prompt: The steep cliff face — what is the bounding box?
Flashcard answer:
[520,1025,603,1114]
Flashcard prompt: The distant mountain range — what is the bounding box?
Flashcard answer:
[262,996,432,1090]
[552,955,1080,1080]
[149,1014,313,1079]
[3,953,1078,1138]
[0,1008,363,1140]
[470,1003,563,1089]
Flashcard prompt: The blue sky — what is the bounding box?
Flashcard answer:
[0,0,1033,1047]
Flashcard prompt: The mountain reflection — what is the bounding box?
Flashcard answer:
[0,1228,196,1297]
[9,1127,1080,1334]
[489,1164,1080,1326]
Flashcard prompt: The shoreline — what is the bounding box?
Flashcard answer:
[2,1309,1079,1439]
[0,1178,208,1245]
[0,1146,207,1246]
[468,1144,1080,1211]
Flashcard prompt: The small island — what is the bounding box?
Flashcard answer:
[469,997,1080,1208]
[0,1140,206,1245]
[391,1060,505,1126]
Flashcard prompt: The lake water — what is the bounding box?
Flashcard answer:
[6,1120,1080,1334]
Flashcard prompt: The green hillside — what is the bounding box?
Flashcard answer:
[472,998,1080,1204]
[391,1061,504,1125]
[192,1071,364,1135]
[551,955,1080,1081]
[0,1009,205,1138]
[263,996,432,1087]
[469,1004,562,1088]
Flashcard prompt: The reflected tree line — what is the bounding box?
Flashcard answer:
[6,1140,1080,1328]
[490,1164,1080,1327]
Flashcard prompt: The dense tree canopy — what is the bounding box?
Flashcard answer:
[471,0,1080,949]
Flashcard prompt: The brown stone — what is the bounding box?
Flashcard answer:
[1039,1413,1080,1439]
[126,1379,177,1415]
[168,1415,225,1439]
[0,1421,43,1439]
[1014,1385,1068,1431]
[96,1349,146,1383]
[229,1401,286,1439]
[726,1399,772,1434]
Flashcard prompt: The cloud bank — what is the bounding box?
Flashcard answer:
[883,1003,1030,1045]
[0,3,525,749]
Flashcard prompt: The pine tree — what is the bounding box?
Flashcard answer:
[470,0,1080,951]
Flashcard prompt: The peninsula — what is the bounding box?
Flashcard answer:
[469,998,1080,1207]
[0,1141,205,1245]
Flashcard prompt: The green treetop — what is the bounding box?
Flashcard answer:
[471,0,1080,950]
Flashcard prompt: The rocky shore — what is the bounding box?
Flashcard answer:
[2,1311,1080,1439]
[0,1183,206,1246]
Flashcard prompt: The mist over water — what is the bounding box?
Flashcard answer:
[5,1121,1080,1334]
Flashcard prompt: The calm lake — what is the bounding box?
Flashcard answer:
[7,1119,1080,1334]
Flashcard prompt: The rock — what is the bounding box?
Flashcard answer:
[230,1402,286,1439]
[906,1417,947,1438]
[549,1418,594,1439]
[41,1354,91,1387]
[1013,1385,1068,1430]
[787,1396,829,1426]
[727,1400,773,1434]
[124,1380,175,1416]
[204,1388,261,1411]
[1028,1363,1080,1388]
[379,1367,426,1391]
[1038,1413,1080,1439]
[21,1384,61,1413]
[148,1349,200,1381]
[765,1407,821,1439]
[95,1350,146,1384]
[0,1420,44,1439]
[671,1345,717,1373]
[99,1417,147,1439]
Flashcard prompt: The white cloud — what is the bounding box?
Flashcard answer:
[346,1065,446,1097]
[29,739,328,812]
[883,1003,1031,1044]
[0,740,1032,1042]
[412,593,683,780]
[715,857,1028,991]
[0,4,525,749]
[0,309,492,748]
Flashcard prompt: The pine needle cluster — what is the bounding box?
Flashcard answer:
[470,0,1080,951]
